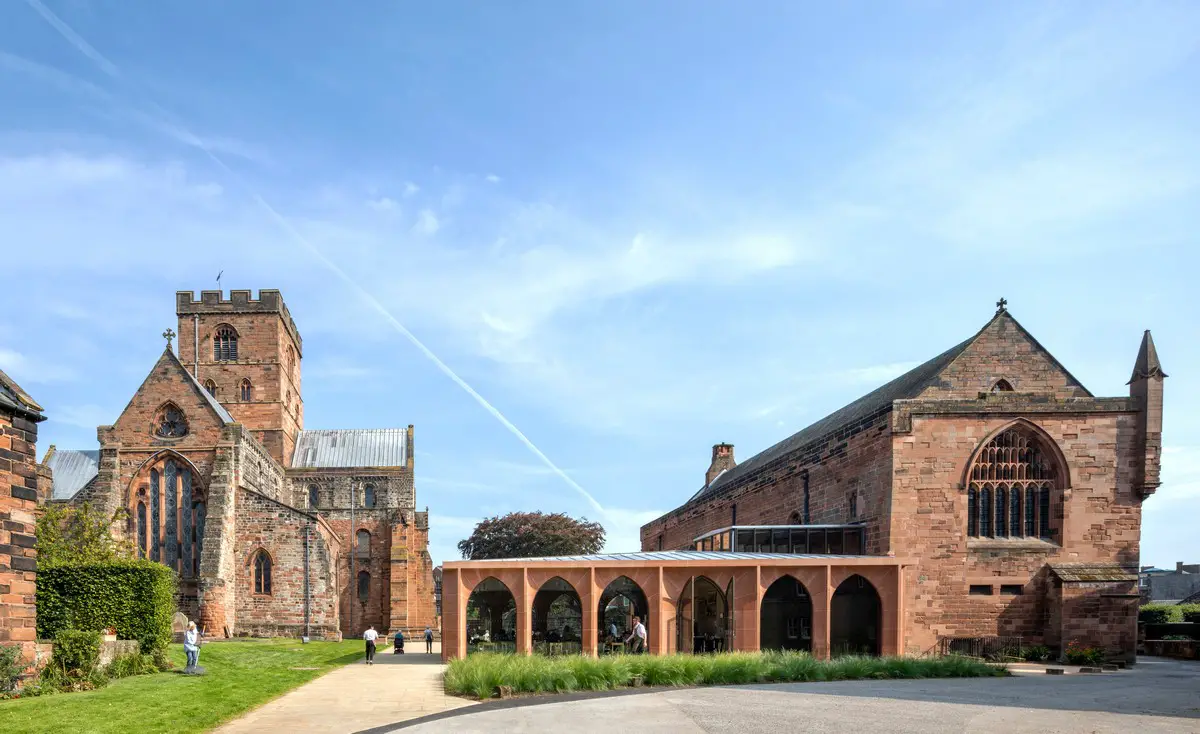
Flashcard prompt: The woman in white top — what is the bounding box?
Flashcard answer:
[184,621,201,672]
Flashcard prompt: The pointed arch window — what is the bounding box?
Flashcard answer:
[253,550,272,595]
[286,345,296,375]
[991,379,1015,393]
[203,379,218,397]
[214,325,238,361]
[240,378,252,402]
[967,425,1061,540]
[136,501,147,559]
[154,403,189,438]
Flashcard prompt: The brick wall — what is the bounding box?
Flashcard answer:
[892,410,1141,654]
[0,410,41,657]
[233,488,340,639]
[641,411,894,554]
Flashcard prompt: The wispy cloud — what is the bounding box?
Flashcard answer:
[365,196,397,212]
[411,208,440,235]
[0,347,80,384]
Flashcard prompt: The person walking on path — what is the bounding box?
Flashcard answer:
[393,629,405,654]
[364,625,379,665]
[184,621,201,672]
[625,616,647,654]
[424,626,434,654]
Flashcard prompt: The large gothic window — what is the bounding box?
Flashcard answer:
[214,325,238,361]
[967,426,1060,541]
[154,403,189,438]
[139,456,205,575]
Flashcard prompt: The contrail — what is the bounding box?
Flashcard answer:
[24,0,608,518]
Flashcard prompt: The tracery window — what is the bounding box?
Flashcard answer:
[240,379,252,402]
[253,550,272,595]
[140,456,204,574]
[214,325,238,361]
[204,379,218,397]
[155,403,189,438]
[967,426,1060,540]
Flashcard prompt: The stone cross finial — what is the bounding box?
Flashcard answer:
[163,328,176,349]
[995,297,1008,313]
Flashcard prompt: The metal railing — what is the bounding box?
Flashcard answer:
[936,635,1024,661]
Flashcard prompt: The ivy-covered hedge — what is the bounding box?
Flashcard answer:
[37,561,177,653]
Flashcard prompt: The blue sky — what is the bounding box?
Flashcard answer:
[1,1,1197,569]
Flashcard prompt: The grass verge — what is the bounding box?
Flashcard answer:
[444,652,1006,700]
[0,639,364,734]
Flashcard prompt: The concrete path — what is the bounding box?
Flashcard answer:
[215,642,474,734]
[398,657,1200,734]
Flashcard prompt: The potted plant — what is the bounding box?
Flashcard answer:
[102,627,117,643]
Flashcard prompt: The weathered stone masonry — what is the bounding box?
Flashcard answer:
[643,309,1164,662]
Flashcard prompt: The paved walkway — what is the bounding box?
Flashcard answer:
[398,657,1200,733]
[216,642,474,734]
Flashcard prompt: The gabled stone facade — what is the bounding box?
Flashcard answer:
[45,290,437,640]
[642,308,1164,662]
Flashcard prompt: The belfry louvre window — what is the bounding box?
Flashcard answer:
[967,427,1059,540]
[214,326,238,361]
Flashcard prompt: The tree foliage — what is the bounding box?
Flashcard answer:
[35,503,135,568]
[457,512,605,560]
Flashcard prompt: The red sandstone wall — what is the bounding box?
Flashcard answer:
[641,411,894,554]
[233,488,340,638]
[891,412,1141,654]
[0,410,41,659]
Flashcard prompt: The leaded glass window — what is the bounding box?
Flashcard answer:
[254,551,272,595]
[968,426,1061,540]
[155,404,188,438]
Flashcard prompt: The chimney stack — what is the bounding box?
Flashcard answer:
[706,443,736,486]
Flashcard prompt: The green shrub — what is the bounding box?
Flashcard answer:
[37,561,177,653]
[1022,645,1051,662]
[0,644,32,694]
[106,652,162,679]
[52,630,102,674]
[1139,604,1178,624]
[1062,640,1105,665]
[443,652,1005,700]
[1180,605,1200,624]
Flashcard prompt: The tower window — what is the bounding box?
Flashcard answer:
[287,345,296,375]
[203,379,218,397]
[253,550,272,595]
[240,378,252,402]
[214,325,238,361]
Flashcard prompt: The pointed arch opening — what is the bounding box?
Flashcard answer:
[760,575,813,652]
[252,549,272,595]
[203,379,218,397]
[598,576,649,654]
[240,378,252,401]
[676,575,728,654]
[466,577,516,654]
[831,574,880,656]
[991,379,1015,392]
[532,577,582,655]
[130,451,205,576]
[966,422,1064,541]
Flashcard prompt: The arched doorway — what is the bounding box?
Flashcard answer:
[598,576,649,654]
[465,577,516,654]
[760,576,813,652]
[677,576,729,654]
[532,577,582,655]
[831,574,881,656]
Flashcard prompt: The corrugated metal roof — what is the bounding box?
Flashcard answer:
[292,429,408,468]
[457,551,877,564]
[46,449,99,500]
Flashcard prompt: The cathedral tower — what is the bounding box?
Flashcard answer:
[176,290,303,465]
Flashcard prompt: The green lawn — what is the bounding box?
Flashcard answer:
[0,639,366,734]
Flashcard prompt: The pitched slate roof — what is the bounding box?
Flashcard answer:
[686,310,1089,507]
[0,368,44,420]
[688,335,973,504]
[45,449,100,500]
[292,429,409,468]
[1048,563,1138,583]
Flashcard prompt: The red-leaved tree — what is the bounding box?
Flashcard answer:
[457,512,605,560]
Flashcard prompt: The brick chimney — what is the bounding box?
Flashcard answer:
[1128,330,1166,499]
[706,443,735,486]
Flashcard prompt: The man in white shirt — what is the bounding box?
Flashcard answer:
[625,616,647,654]
[363,625,379,665]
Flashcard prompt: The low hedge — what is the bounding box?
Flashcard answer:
[37,561,177,653]
[1141,604,1200,625]
[445,652,1006,700]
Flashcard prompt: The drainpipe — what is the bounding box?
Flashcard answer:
[304,519,311,640]
[193,315,199,377]
[350,481,355,635]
